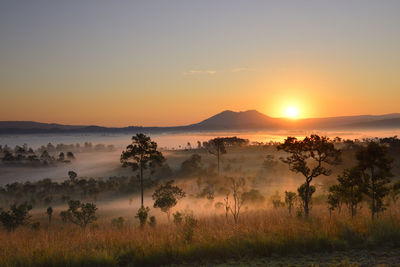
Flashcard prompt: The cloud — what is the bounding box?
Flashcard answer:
[183,70,217,75]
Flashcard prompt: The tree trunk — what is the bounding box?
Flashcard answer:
[304,182,310,219]
[371,168,375,221]
[140,166,144,209]
[217,147,220,175]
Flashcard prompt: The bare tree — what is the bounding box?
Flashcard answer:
[227,177,245,223]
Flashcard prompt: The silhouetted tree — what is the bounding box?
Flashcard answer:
[62,200,97,229]
[204,138,226,175]
[66,151,75,160]
[152,180,185,222]
[46,206,53,224]
[58,152,65,162]
[298,183,316,216]
[227,177,245,223]
[277,135,341,218]
[356,142,393,220]
[68,171,77,181]
[389,181,400,205]
[285,191,297,215]
[135,206,150,227]
[121,133,165,208]
[0,202,32,231]
[204,137,248,175]
[330,168,363,218]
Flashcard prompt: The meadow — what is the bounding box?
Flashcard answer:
[0,135,400,266]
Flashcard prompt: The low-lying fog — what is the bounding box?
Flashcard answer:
[0,129,399,185]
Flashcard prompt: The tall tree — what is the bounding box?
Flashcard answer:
[204,138,226,175]
[121,133,165,208]
[356,141,393,220]
[277,135,341,218]
[204,137,248,175]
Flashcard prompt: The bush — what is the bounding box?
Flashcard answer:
[182,213,198,243]
[135,207,150,227]
[173,211,183,226]
[0,202,32,231]
[148,216,157,228]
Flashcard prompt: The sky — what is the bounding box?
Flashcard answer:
[1,0,400,126]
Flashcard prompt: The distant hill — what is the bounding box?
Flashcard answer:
[1,111,399,134]
[187,110,279,130]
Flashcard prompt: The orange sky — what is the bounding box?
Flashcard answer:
[1,1,399,126]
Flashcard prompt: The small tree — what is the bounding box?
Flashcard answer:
[297,183,316,216]
[0,203,32,231]
[389,181,400,205]
[285,191,296,215]
[66,152,76,160]
[62,200,97,229]
[356,142,393,220]
[68,171,77,181]
[327,185,343,216]
[152,180,185,221]
[135,206,150,227]
[121,133,165,208]
[334,168,363,218]
[277,135,341,218]
[148,216,157,227]
[227,177,245,223]
[46,206,53,225]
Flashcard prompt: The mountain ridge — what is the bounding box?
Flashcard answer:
[1,110,400,134]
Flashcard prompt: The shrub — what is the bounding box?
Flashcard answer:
[135,207,150,227]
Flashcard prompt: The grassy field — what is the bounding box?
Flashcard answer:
[1,206,400,266]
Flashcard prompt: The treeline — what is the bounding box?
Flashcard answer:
[0,142,116,166]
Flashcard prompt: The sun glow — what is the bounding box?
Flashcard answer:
[285,106,299,119]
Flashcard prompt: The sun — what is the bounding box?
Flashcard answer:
[285,106,299,119]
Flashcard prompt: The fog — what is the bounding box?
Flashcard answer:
[1,129,400,222]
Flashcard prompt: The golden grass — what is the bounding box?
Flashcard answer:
[1,206,400,266]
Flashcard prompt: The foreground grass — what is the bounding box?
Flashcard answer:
[1,208,400,266]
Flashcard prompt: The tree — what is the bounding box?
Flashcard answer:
[46,206,53,225]
[277,135,341,218]
[297,183,316,216]
[285,191,297,215]
[389,181,400,205]
[356,142,393,220]
[121,133,165,208]
[0,202,32,231]
[68,171,77,181]
[180,154,202,175]
[204,138,226,175]
[152,180,185,221]
[62,200,97,229]
[204,137,248,175]
[330,168,363,218]
[66,152,76,160]
[227,177,245,223]
[135,206,150,227]
[58,152,65,162]
[327,185,343,216]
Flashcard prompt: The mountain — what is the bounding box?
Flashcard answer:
[187,110,279,130]
[1,111,400,134]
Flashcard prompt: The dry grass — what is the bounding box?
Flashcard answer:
[1,205,400,266]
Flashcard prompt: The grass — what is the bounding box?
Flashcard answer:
[1,206,400,266]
